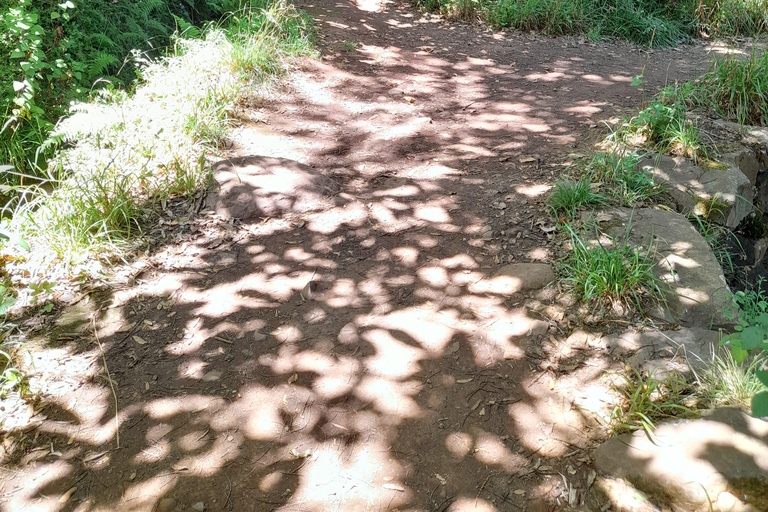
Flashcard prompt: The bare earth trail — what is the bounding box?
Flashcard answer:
[0,3,719,512]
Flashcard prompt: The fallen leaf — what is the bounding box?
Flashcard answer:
[383,483,405,491]
[117,322,136,333]
[519,156,536,164]
[514,489,526,496]
[456,378,473,384]
[288,373,298,384]
[82,451,108,463]
[133,335,147,345]
[59,486,77,504]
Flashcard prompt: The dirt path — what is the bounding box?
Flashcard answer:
[1,2,718,511]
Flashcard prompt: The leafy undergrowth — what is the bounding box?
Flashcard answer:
[0,0,243,177]
[0,1,314,395]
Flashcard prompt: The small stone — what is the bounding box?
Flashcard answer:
[253,332,267,341]
[191,502,205,512]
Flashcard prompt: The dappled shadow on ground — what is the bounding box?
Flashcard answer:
[0,1,717,511]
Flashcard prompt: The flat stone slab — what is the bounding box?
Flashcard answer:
[207,156,339,220]
[637,154,752,228]
[600,327,720,372]
[595,408,768,512]
[602,208,733,327]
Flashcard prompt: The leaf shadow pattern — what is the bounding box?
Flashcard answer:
[0,0,716,510]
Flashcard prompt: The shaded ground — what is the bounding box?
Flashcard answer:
[0,1,724,511]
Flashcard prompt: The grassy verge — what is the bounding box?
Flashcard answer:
[0,0,239,178]
[416,0,768,47]
[11,1,313,261]
[0,0,314,395]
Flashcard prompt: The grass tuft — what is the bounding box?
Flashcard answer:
[548,178,606,221]
[610,101,705,161]
[693,348,768,410]
[558,226,666,314]
[582,151,663,206]
[609,368,696,435]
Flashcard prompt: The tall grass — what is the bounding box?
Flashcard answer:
[696,0,768,36]
[670,50,768,126]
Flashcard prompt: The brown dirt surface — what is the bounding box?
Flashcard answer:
[0,1,722,511]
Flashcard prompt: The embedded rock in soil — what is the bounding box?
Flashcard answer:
[594,408,768,512]
[469,263,555,296]
[604,208,733,327]
[637,154,752,229]
[600,327,719,375]
[721,147,762,186]
[207,156,339,220]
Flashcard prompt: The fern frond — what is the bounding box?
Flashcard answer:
[88,51,119,79]
[88,33,117,50]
